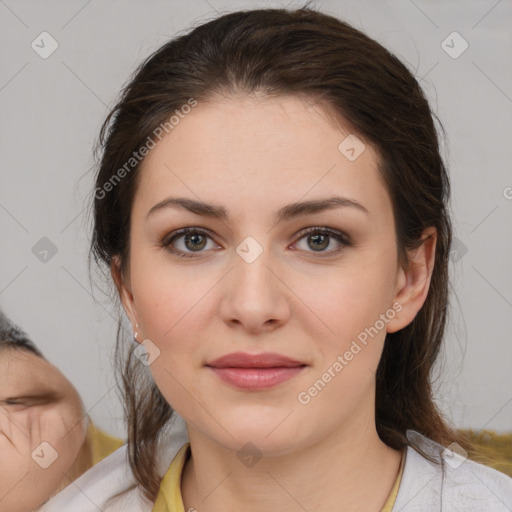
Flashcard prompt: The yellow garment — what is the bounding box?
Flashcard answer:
[457,429,512,478]
[381,448,405,512]
[152,443,405,512]
[152,443,190,512]
[86,420,125,465]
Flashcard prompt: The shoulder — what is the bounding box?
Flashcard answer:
[393,430,512,511]
[39,414,189,512]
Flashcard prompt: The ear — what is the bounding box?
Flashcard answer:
[111,255,139,331]
[386,227,437,333]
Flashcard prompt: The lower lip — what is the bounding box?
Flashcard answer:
[208,366,306,390]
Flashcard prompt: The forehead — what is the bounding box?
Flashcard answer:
[134,94,390,220]
[0,349,64,395]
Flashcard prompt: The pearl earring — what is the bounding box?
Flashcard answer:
[133,323,139,343]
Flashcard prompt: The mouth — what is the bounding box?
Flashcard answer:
[205,352,307,390]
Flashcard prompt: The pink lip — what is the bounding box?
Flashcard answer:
[206,352,307,390]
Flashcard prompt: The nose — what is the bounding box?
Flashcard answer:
[219,246,291,334]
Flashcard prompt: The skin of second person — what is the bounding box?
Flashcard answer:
[0,348,88,512]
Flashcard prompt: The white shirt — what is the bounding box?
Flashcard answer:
[39,414,512,511]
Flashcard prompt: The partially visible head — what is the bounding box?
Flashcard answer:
[0,310,44,357]
[0,311,87,512]
[90,5,455,500]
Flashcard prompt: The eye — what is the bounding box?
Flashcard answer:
[293,226,350,256]
[1,394,59,410]
[1,399,28,411]
[161,227,220,258]
[162,226,350,259]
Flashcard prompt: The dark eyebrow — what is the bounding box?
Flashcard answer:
[146,195,369,222]
[1,390,61,404]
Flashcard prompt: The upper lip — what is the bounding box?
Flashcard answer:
[206,352,306,368]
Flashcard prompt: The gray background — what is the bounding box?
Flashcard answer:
[1,0,511,439]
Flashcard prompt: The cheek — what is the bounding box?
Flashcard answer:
[135,283,212,351]
[130,247,212,339]
[295,257,396,339]
[129,267,224,414]
[294,256,398,389]
[0,406,86,510]
[35,405,86,467]
[131,269,209,409]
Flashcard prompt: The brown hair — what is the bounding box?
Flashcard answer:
[90,4,470,501]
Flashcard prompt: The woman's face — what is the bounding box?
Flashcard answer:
[0,348,87,512]
[116,94,428,455]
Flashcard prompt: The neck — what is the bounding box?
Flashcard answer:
[181,410,402,512]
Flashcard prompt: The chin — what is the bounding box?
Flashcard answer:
[209,415,308,457]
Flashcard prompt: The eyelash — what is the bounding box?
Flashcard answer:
[2,399,28,410]
[3,399,21,405]
[161,226,351,259]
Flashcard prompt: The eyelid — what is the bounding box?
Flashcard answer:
[1,399,29,411]
[2,394,59,407]
[2,399,20,405]
[295,226,351,244]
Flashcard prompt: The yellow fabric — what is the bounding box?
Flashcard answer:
[152,442,191,512]
[457,429,512,477]
[381,448,405,512]
[86,420,125,465]
[152,443,405,512]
